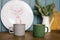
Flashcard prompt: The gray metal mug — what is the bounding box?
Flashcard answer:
[9,24,25,36]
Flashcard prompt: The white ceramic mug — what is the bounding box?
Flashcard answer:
[9,24,25,36]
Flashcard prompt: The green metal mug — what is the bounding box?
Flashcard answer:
[33,24,48,38]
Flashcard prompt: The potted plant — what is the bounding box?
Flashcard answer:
[34,2,55,32]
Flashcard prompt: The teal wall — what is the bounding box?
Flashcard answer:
[0,0,60,32]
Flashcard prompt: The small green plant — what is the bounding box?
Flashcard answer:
[34,3,55,16]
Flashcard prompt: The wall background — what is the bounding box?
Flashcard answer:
[0,0,60,32]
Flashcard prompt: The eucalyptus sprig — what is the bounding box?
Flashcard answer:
[34,3,55,16]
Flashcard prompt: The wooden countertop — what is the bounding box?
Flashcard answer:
[0,31,60,40]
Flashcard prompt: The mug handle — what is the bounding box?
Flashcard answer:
[9,27,14,34]
[45,27,49,32]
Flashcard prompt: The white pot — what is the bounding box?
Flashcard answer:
[42,16,50,32]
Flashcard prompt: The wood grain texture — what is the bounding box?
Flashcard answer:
[0,31,60,40]
[50,12,60,30]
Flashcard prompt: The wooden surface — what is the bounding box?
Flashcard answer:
[0,31,60,40]
[50,12,60,30]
